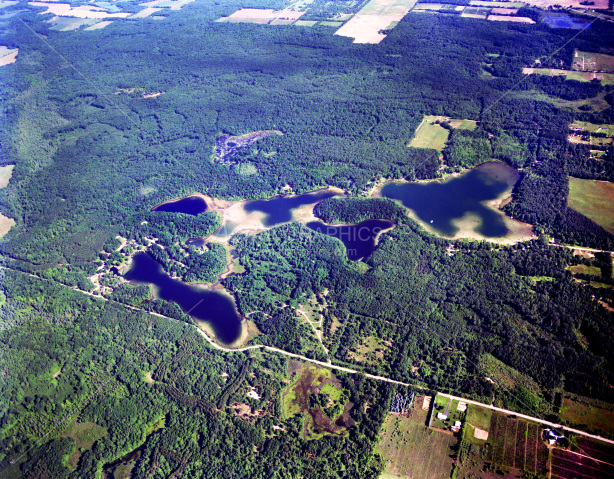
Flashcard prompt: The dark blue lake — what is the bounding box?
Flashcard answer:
[381,162,519,238]
[124,252,241,344]
[306,220,395,261]
[152,196,208,215]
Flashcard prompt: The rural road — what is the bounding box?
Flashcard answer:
[3,264,614,447]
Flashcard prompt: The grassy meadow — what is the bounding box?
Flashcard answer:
[568,177,614,235]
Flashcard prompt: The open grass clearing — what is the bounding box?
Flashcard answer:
[61,421,107,469]
[568,177,614,235]
[49,17,99,30]
[409,115,477,151]
[347,335,391,364]
[294,19,318,26]
[523,67,614,85]
[574,50,614,73]
[560,398,614,436]
[569,264,602,276]
[217,8,305,24]
[511,90,611,113]
[478,353,541,397]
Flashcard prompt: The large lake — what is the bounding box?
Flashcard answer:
[124,252,242,344]
[381,162,520,238]
[306,220,395,261]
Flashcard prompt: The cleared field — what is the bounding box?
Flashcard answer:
[319,20,343,26]
[559,398,614,436]
[378,412,456,479]
[49,17,99,31]
[0,214,15,238]
[574,51,614,73]
[525,0,608,7]
[491,7,518,13]
[485,411,548,474]
[0,165,14,188]
[569,264,603,276]
[84,20,113,30]
[570,121,614,136]
[488,14,534,22]
[294,20,318,26]
[408,115,477,151]
[568,177,614,235]
[129,7,160,18]
[524,67,614,86]
[334,0,417,44]
[470,0,526,5]
[217,8,305,24]
[29,2,130,18]
[552,446,614,479]
[0,47,17,66]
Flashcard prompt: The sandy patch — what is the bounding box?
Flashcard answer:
[0,214,15,238]
[0,0,18,7]
[29,2,130,18]
[52,368,62,378]
[0,165,14,188]
[143,91,164,98]
[461,12,487,18]
[0,50,17,66]
[247,386,261,400]
[144,371,154,383]
[487,14,534,22]
[474,427,489,440]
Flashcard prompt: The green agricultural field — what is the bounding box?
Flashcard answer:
[470,0,526,6]
[378,411,457,479]
[568,177,614,235]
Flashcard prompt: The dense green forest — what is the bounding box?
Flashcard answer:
[2,0,614,476]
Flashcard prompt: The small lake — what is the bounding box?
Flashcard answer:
[244,190,339,227]
[214,189,343,237]
[152,196,208,215]
[543,14,591,30]
[306,220,395,261]
[124,252,242,344]
[381,162,520,238]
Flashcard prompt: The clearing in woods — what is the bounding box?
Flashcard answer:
[573,50,614,72]
[408,115,477,151]
[559,398,614,436]
[333,0,418,44]
[523,67,614,86]
[0,165,14,189]
[61,421,108,470]
[568,177,614,235]
[378,403,457,479]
